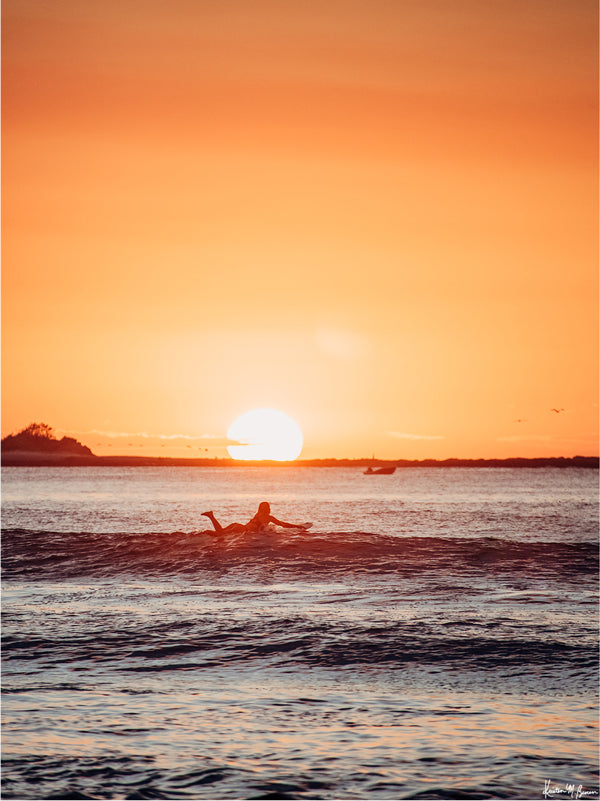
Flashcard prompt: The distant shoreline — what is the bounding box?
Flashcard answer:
[2,453,598,468]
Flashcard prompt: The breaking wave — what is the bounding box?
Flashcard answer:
[2,527,597,582]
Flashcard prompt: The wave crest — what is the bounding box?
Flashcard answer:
[2,528,597,581]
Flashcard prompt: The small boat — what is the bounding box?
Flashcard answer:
[364,466,396,475]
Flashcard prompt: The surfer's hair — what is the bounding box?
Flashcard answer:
[258,502,270,515]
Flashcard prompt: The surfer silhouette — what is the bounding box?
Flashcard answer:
[201,502,309,534]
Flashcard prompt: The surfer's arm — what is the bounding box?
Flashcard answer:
[269,516,306,529]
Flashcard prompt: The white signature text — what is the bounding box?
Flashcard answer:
[544,779,599,799]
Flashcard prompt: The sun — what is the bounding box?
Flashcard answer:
[227,408,304,461]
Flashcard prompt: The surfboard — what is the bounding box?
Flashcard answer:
[272,522,313,531]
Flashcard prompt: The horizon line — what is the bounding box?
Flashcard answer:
[2,453,598,467]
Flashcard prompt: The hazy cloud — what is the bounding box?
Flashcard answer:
[497,435,553,443]
[75,430,234,445]
[388,431,445,441]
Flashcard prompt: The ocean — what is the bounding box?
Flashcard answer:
[1,465,598,801]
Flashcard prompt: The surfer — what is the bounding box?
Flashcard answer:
[201,502,309,534]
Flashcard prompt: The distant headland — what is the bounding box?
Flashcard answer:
[1,422,598,468]
[1,422,94,462]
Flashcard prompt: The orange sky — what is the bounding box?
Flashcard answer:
[2,0,598,459]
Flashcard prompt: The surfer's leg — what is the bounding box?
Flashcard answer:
[201,511,223,532]
[223,523,246,533]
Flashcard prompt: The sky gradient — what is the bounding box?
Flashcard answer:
[2,0,598,459]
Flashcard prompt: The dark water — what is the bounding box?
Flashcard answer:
[2,467,598,800]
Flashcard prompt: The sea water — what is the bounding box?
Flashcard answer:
[1,466,598,800]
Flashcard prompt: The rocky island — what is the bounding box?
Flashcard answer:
[1,423,96,465]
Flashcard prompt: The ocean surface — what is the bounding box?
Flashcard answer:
[1,466,598,801]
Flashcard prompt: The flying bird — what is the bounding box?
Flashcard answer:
[550,408,565,413]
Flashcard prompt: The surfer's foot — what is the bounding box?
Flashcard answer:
[201,510,223,533]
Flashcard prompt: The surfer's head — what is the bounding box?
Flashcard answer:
[256,501,271,520]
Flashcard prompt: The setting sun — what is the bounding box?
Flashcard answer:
[227,409,303,461]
